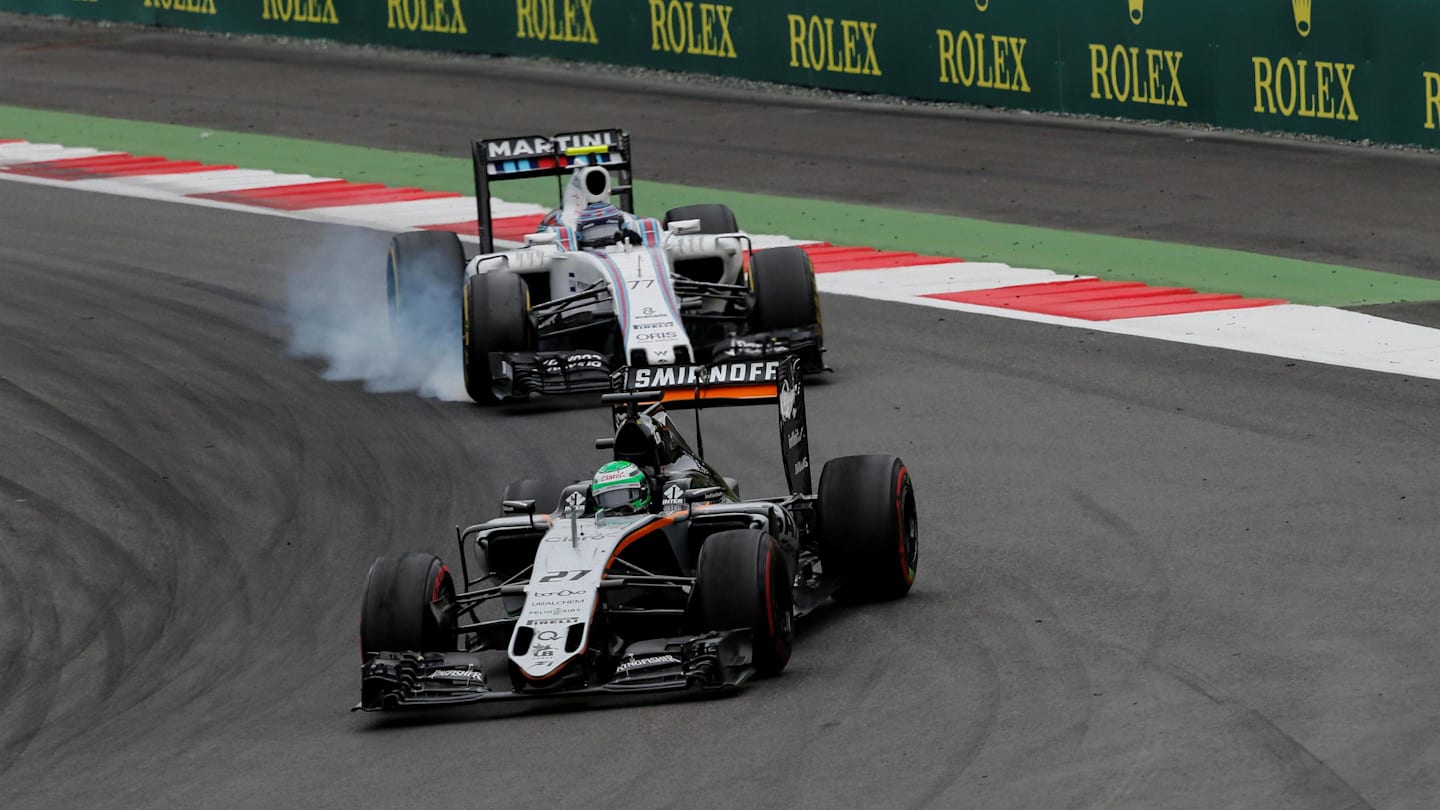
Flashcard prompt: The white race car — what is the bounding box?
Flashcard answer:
[385,129,825,404]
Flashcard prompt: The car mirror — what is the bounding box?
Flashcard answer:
[668,219,702,235]
[502,499,537,515]
[524,231,559,246]
[683,486,724,504]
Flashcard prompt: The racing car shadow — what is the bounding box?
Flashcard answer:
[357,685,746,731]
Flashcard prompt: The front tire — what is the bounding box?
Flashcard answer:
[818,455,918,603]
[360,552,457,657]
[689,529,794,676]
[462,272,534,405]
[749,245,821,333]
[386,231,465,350]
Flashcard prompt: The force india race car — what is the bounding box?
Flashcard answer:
[384,128,826,405]
[355,358,918,710]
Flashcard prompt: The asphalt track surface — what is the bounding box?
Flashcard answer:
[2,17,1440,810]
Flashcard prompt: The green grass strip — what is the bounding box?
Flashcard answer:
[4,103,1439,307]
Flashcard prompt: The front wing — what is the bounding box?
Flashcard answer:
[354,629,755,711]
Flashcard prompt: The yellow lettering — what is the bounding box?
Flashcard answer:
[1426,72,1440,130]
[989,37,1009,91]
[716,6,735,57]
[936,30,956,84]
[1298,59,1317,117]
[789,15,878,76]
[1089,44,1111,100]
[700,4,714,56]
[1334,63,1358,121]
[957,31,976,86]
[1011,37,1029,93]
[823,19,842,72]
[841,20,858,74]
[1146,49,1164,105]
[975,33,992,89]
[1314,61,1334,119]
[1276,58,1297,116]
[516,0,533,37]
[1165,50,1186,107]
[861,22,880,76]
[1253,57,1275,114]
[787,15,806,68]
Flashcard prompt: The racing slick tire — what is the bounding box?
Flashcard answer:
[360,552,457,656]
[690,529,794,676]
[386,230,466,350]
[502,477,574,513]
[818,455,918,603]
[749,246,821,333]
[463,271,535,405]
[663,203,739,234]
[665,204,740,283]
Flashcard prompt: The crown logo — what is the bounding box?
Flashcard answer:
[1292,0,1311,37]
[975,0,989,10]
[1128,0,1143,25]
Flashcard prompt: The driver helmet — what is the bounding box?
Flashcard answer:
[591,460,651,515]
[576,202,629,249]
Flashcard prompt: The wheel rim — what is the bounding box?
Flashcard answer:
[897,473,918,586]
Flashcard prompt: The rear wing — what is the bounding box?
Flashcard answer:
[470,129,635,253]
[606,357,813,496]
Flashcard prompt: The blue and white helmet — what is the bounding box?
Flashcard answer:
[575,202,630,249]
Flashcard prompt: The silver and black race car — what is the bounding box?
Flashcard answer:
[384,128,825,405]
[355,358,917,710]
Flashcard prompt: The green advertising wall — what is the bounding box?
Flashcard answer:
[9,0,1440,148]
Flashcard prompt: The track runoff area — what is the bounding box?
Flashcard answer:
[2,132,1439,383]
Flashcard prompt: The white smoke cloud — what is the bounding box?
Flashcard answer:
[284,225,471,402]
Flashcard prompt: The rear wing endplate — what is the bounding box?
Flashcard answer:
[470,129,634,253]
[610,357,812,496]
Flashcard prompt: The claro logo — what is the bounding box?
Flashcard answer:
[1252,2,1359,123]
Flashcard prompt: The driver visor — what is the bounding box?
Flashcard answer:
[594,485,644,510]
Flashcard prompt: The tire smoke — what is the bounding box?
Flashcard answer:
[283,226,470,402]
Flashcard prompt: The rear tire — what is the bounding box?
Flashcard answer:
[360,552,457,657]
[749,246,820,333]
[665,204,740,283]
[663,203,739,234]
[690,529,793,676]
[386,231,465,350]
[818,455,918,603]
[463,272,534,405]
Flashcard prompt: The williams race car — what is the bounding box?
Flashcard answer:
[384,128,826,405]
[355,358,917,710]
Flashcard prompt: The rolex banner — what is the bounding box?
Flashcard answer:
[6,0,1440,148]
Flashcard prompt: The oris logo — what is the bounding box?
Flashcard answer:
[633,330,679,343]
